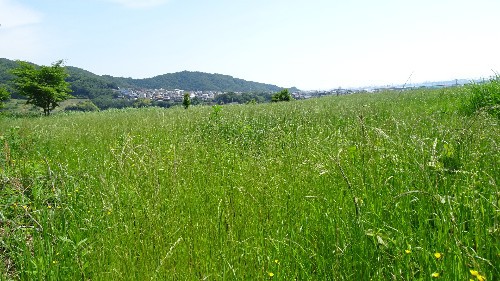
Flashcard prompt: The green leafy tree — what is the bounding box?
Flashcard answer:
[0,85,10,108]
[183,93,191,109]
[11,60,72,116]
[271,89,292,102]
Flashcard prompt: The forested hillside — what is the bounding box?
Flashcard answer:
[0,58,286,99]
[112,71,283,92]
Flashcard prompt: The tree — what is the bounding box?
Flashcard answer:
[11,60,72,116]
[0,85,10,108]
[271,89,292,102]
[183,93,191,109]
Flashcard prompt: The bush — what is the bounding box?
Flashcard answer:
[133,98,152,108]
[462,76,500,118]
[271,89,292,102]
[65,100,99,112]
[0,85,10,108]
[92,96,133,110]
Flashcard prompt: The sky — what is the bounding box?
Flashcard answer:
[1,0,499,90]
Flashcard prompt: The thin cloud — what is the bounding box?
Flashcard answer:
[0,0,45,60]
[0,0,42,29]
[105,0,170,9]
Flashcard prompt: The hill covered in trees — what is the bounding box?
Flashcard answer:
[0,58,288,100]
[111,71,284,93]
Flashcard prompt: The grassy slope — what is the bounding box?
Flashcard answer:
[0,89,498,280]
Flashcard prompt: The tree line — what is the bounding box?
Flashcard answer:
[0,60,293,115]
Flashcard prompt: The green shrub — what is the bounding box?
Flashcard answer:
[271,89,292,102]
[65,100,99,112]
[0,85,10,108]
[462,76,500,118]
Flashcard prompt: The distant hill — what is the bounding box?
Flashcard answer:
[112,71,285,93]
[0,58,289,99]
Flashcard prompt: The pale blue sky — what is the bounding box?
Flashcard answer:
[1,0,499,89]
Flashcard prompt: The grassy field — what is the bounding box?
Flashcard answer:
[0,88,498,280]
[1,99,92,116]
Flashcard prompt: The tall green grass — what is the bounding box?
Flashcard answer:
[1,89,498,280]
[462,76,500,119]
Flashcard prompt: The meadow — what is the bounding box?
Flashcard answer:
[0,88,498,280]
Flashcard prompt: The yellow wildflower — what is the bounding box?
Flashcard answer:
[477,275,486,281]
[48,205,52,209]
[431,272,440,278]
[405,249,411,254]
[274,259,279,264]
[470,270,479,276]
[434,252,442,259]
[268,272,274,277]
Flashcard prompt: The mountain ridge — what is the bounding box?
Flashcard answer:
[0,58,294,96]
[107,70,288,92]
